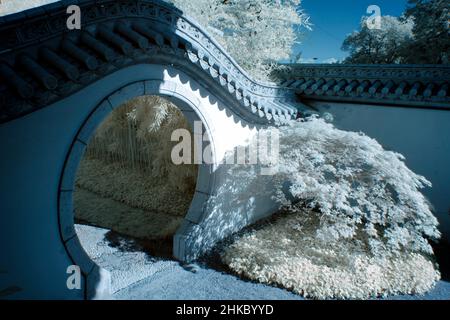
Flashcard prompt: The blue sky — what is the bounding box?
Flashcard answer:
[295,0,409,63]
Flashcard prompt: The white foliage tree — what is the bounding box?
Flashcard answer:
[342,15,414,64]
[343,0,448,64]
[221,117,441,299]
[273,117,440,255]
[402,0,449,64]
[169,0,311,80]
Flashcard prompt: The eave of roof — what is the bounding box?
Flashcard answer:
[274,64,450,110]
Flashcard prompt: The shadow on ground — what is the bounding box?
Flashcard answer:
[432,241,450,282]
[76,223,450,300]
[103,230,174,260]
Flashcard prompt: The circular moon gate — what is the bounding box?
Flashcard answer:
[59,65,226,298]
[0,1,299,299]
[60,64,290,299]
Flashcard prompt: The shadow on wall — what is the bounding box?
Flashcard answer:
[164,67,262,131]
[175,142,282,262]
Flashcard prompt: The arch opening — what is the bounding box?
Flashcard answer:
[56,65,276,299]
[58,79,217,298]
[74,95,199,260]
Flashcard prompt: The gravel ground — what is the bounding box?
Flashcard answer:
[76,224,450,300]
[115,269,450,300]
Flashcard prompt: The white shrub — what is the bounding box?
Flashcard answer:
[221,116,441,299]
[222,209,440,299]
[272,116,440,256]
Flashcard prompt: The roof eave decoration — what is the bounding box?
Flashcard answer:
[275,64,450,110]
[0,0,298,124]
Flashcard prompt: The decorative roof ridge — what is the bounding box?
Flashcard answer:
[276,63,450,82]
[274,64,449,109]
[0,0,298,124]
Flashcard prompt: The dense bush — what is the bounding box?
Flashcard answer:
[273,117,440,256]
[222,117,441,299]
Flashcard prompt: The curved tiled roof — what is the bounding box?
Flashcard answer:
[275,64,450,110]
[0,0,298,124]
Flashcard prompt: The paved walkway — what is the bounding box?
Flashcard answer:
[76,224,450,300]
[113,264,450,300]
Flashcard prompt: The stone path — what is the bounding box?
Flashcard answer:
[76,224,450,300]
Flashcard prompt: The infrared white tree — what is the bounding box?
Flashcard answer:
[169,0,311,81]
[273,117,440,255]
[222,118,441,299]
[342,15,414,64]
[402,0,449,64]
[343,0,449,64]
